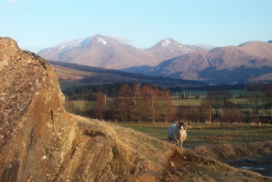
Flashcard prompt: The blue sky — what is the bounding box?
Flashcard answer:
[1,0,271,53]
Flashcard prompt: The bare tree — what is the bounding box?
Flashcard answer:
[160,89,175,123]
[132,83,143,122]
[206,89,232,119]
[95,92,106,121]
[247,78,263,120]
[115,84,133,122]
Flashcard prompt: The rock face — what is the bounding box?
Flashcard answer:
[0,37,77,181]
[0,37,113,182]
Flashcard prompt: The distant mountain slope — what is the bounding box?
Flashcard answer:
[268,40,272,43]
[48,61,206,90]
[144,41,272,84]
[120,38,206,73]
[145,38,206,60]
[38,36,205,70]
[39,35,161,69]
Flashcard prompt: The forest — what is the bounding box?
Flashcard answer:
[64,82,272,124]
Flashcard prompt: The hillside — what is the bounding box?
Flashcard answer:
[143,41,272,84]
[48,61,206,90]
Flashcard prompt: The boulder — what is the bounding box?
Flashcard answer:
[0,37,112,182]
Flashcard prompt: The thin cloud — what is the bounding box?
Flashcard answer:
[197,44,215,50]
[5,0,19,3]
[106,34,132,43]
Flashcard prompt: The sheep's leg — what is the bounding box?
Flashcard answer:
[176,139,180,147]
[179,140,183,148]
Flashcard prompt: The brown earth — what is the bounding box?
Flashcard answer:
[1,37,271,181]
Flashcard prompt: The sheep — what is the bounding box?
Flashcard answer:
[167,121,190,147]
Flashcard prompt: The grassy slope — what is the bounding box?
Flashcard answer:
[72,114,271,181]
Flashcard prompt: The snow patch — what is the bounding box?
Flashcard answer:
[57,38,86,52]
[162,38,171,48]
[97,37,107,45]
[46,49,51,54]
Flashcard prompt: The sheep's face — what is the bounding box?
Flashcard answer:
[176,121,185,130]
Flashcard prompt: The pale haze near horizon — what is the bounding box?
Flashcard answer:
[0,0,271,53]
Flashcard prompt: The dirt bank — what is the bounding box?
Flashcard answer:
[192,141,272,161]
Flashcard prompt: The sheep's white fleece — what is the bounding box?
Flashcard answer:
[167,124,187,147]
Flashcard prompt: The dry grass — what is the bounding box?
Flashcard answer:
[70,114,272,181]
[71,114,174,172]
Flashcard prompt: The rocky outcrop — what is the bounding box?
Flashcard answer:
[0,37,114,182]
[0,37,79,181]
[0,37,270,182]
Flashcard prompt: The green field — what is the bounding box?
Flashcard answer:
[172,98,250,106]
[113,122,272,148]
[172,89,252,99]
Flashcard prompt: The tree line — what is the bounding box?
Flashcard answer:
[65,82,272,124]
[63,82,167,99]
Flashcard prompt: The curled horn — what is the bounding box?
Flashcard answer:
[184,122,191,130]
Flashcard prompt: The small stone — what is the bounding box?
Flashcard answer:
[169,161,175,167]
[42,156,46,160]
[34,92,39,96]
[10,95,16,99]
[183,156,187,160]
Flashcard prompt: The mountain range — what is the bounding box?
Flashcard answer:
[38,35,206,70]
[143,41,272,84]
[38,35,272,84]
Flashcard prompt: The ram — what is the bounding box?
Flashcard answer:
[167,121,190,147]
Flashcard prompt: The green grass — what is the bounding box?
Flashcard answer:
[113,123,272,148]
[172,99,202,106]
